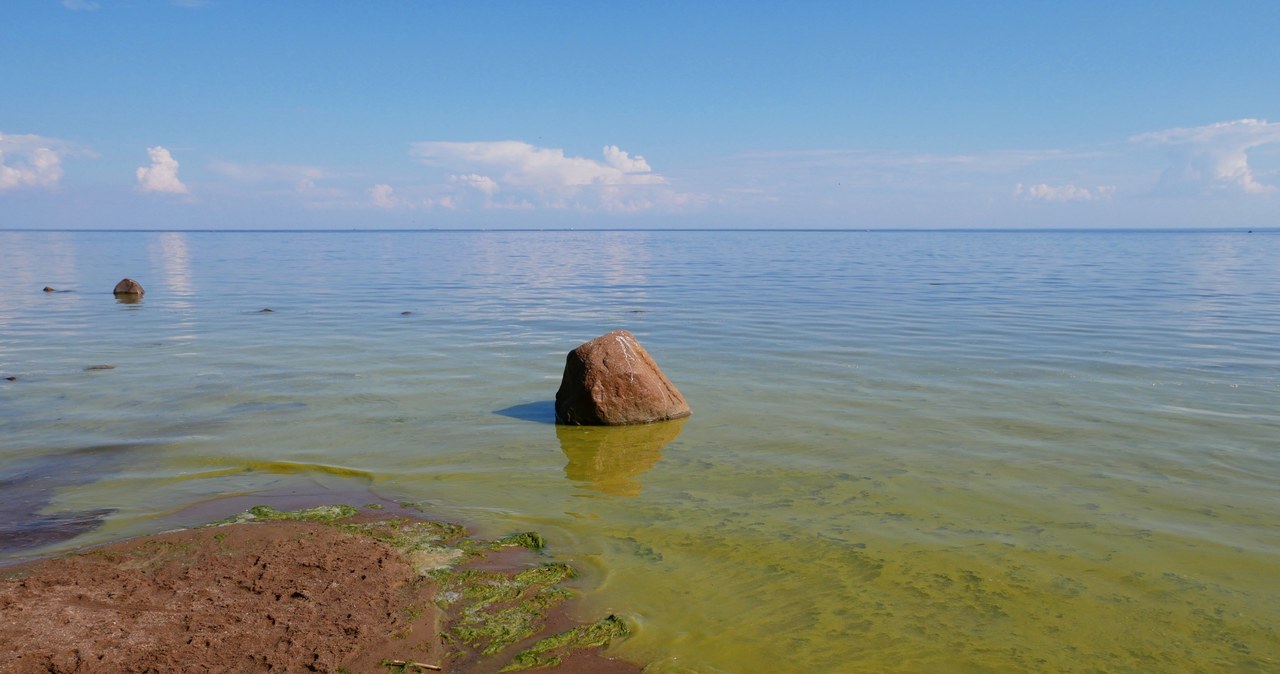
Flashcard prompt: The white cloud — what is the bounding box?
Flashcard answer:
[407,140,700,212]
[136,146,189,194]
[1132,119,1280,195]
[366,183,463,210]
[294,177,345,199]
[412,141,665,189]
[603,145,653,173]
[450,173,499,196]
[1014,182,1116,203]
[368,183,398,209]
[61,0,100,10]
[0,133,75,190]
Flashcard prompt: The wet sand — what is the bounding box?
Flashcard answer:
[0,508,640,673]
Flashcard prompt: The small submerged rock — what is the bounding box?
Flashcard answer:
[401,310,413,316]
[555,330,691,426]
[85,365,116,371]
[257,308,274,313]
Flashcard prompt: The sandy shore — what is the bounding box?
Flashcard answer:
[0,506,640,673]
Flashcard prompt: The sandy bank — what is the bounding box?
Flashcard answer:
[0,506,639,674]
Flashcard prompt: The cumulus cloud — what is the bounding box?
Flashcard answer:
[450,173,499,196]
[0,133,67,191]
[603,145,653,173]
[366,183,459,210]
[368,183,398,209]
[405,140,702,212]
[412,141,664,189]
[1132,119,1280,195]
[136,146,189,194]
[1014,182,1115,203]
[61,0,100,9]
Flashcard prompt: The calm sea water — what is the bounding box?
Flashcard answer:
[2,229,1277,672]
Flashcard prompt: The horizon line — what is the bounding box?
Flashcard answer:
[0,226,1274,234]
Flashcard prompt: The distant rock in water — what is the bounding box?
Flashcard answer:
[85,365,116,371]
[554,330,691,426]
[43,286,56,292]
[113,278,144,296]
[401,311,413,316]
[257,308,274,313]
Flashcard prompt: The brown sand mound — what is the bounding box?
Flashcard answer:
[0,517,639,673]
[1,521,432,672]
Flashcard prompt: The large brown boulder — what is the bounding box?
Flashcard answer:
[554,330,691,426]
[112,278,144,296]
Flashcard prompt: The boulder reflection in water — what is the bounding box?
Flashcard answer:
[557,417,686,496]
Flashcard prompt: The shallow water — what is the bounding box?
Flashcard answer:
[1,229,1277,672]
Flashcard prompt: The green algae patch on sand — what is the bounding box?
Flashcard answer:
[493,531,547,551]
[249,503,357,521]
[437,563,578,656]
[208,504,360,525]
[501,615,631,672]
[199,505,635,670]
[340,518,467,551]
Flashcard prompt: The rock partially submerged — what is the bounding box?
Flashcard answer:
[555,330,690,426]
[112,278,144,296]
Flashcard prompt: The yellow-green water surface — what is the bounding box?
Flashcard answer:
[2,230,1277,672]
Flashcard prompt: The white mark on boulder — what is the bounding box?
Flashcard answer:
[615,333,638,384]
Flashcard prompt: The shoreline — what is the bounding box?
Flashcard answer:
[0,502,642,673]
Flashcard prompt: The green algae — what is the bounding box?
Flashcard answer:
[494,531,546,551]
[199,504,630,669]
[502,615,631,672]
[250,504,358,521]
[340,517,467,551]
[437,563,578,656]
[207,504,359,526]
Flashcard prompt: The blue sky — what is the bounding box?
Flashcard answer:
[3,1,1278,229]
